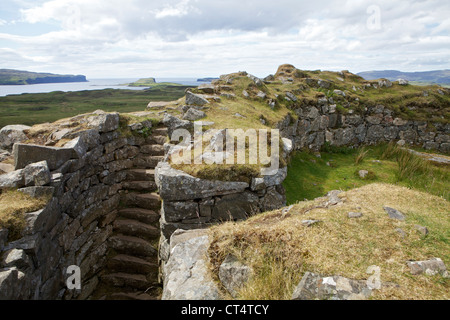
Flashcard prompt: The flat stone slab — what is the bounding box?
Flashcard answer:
[13,143,78,170]
[155,162,249,201]
[162,229,220,300]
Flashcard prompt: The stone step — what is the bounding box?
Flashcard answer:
[107,254,158,275]
[146,135,167,145]
[121,181,157,192]
[109,235,157,258]
[101,273,156,290]
[109,292,157,300]
[126,169,155,181]
[113,219,160,239]
[118,208,160,224]
[133,155,165,169]
[140,144,165,156]
[125,192,161,210]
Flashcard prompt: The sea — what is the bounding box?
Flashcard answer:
[0,78,210,97]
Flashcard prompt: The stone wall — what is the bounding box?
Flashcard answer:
[277,100,450,154]
[155,162,288,268]
[0,112,162,300]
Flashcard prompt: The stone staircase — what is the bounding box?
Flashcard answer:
[94,127,167,300]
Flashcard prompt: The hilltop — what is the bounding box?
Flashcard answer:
[0,69,87,85]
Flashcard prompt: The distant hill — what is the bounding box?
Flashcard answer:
[125,78,184,88]
[197,77,219,82]
[357,69,450,85]
[0,69,87,85]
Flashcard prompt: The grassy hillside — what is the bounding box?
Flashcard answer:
[209,183,450,300]
[0,69,87,85]
[181,65,450,131]
[0,85,193,128]
[283,143,450,203]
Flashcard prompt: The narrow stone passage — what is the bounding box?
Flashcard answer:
[92,127,167,300]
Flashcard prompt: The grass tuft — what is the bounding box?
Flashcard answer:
[0,190,50,241]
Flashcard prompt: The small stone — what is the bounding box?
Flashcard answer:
[348,212,363,219]
[396,228,407,238]
[302,220,321,227]
[383,206,406,221]
[358,170,369,179]
[415,225,429,236]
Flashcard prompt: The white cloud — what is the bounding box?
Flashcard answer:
[0,0,448,77]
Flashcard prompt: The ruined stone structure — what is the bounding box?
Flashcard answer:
[0,113,167,300]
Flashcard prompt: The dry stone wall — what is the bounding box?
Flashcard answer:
[277,100,449,154]
[155,162,287,268]
[0,112,164,300]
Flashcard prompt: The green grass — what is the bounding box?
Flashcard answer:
[0,85,193,128]
[283,144,450,204]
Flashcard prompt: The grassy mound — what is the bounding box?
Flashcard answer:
[208,183,449,300]
[0,190,50,241]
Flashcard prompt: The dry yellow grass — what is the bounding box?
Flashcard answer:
[0,190,50,241]
[208,183,449,300]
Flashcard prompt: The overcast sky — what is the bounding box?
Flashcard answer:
[0,0,449,78]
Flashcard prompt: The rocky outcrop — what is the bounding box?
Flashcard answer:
[292,272,373,300]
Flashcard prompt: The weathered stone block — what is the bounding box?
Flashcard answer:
[13,143,78,170]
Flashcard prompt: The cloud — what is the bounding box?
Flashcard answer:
[0,0,447,77]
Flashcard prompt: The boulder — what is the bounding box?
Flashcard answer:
[23,161,51,187]
[86,112,119,133]
[292,272,373,300]
[398,79,409,85]
[1,249,32,270]
[183,108,207,121]
[163,113,193,137]
[18,186,54,198]
[256,91,267,99]
[383,206,405,220]
[219,255,253,298]
[282,138,293,155]
[162,229,220,300]
[155,162,249,201]
[285,92,298,102]
[0,125,30,151]
[407,258,448,277]
[185,91,210,106]
[0,169,25,189]
[198,84,215,94]
[251,167,288,191]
